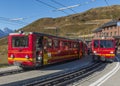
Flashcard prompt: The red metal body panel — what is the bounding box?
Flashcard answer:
[8,32,84,68]
[8,33,35,67]
[92,38,115,59]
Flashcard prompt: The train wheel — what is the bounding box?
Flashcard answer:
[92,55,95,62]
[92,55,99,62]
[100,56,106,62]
[35,61,43,69]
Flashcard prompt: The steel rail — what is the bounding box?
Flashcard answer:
[25,62,106,86]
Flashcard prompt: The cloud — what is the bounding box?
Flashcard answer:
[10,18,24,21]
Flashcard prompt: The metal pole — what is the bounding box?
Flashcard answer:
[55,27,59,36]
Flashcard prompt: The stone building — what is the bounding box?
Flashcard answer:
[93,20,120,38]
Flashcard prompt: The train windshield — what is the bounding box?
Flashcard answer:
[100,40,114,48]
[12,36,29,47]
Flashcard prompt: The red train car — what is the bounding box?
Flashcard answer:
[8,31,84,68]
[91,37,116,62]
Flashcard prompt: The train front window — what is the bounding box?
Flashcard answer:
[94,40,99,48]
[100,40,114,48]
[12,36,28,47]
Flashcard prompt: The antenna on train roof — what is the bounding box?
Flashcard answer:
[19,30,24,34]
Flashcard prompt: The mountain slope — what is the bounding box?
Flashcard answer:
[3,27,13,34]
[0,30,5,37]
[19,5,120,37]
[0,27,13,38]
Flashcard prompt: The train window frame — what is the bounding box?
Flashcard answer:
[12,36,29,48]
[53,39,59,48]
[64,42,68,46]
[63,41,69,50]
[100,40,114,48]
[71,42,74,48]
[67,41,71,48]
[94,40,99,48]
[36,36,43,50]
[47,38,53,48]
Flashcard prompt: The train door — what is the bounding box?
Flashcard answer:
[78,41,83,59]
[35,36,43,67]
[81,41,85,57]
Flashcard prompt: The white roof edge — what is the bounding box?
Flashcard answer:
[9,33,20,35]
[9,32,33,35]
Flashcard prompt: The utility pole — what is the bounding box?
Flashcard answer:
[55,27,59,36]
[44,26,59,36]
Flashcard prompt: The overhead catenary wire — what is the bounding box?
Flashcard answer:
[104,0,113,20]
[54,0,97,11]
[104,0,110,7]
[0,17,27,25]
[36,0,69,15]
[51,0,77,13]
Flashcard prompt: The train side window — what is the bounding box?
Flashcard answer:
[47,38,52,48]
[68,42,71,48]
[36,37,43,50]
[64,42,68,50]
[64,42,68,46]
[62,41,67,49]
[71,43,73,48]
[94,40,99,48]
[53,39,59,48]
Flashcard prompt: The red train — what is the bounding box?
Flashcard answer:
[91,37,116,62]
[8,31,87,68]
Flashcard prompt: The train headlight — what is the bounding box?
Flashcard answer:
[38,56,42,60]
[10,54,14,59]
[93,51,97,54]
[25,55,29,59]
[110,51,114,54]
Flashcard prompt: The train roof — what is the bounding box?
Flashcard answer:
[9,31,82,41]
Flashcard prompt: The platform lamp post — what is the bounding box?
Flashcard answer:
[55,27,58,36]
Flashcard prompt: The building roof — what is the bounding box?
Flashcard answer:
[93,20,118,33]
[102,20,117,28]
[92,27,102,33]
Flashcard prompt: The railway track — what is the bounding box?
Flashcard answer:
[25,62,106,86]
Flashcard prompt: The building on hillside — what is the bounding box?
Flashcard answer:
[93,20,120,38]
